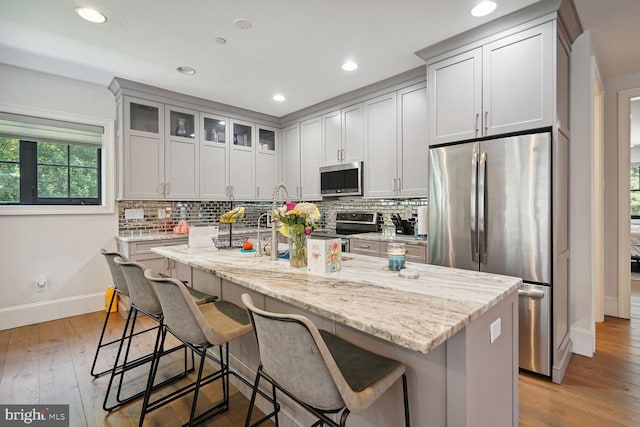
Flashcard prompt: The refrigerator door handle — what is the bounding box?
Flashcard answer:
[470,150,478,262]
[478,151,487,264]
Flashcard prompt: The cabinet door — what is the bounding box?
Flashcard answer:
[483,21,553,135]
[200,113,229,199]
[229,119,255,199]
[341,103,364,163]
[300,116,322,200]
[321,110,342,165]
[398,85,428,197]
[165,106,199,199]
[123,97,165,199]
[256,152,277,200]
[256,127,278,200]
[427,48,482,145]
[281,124,301,199]
[364,92,398,198]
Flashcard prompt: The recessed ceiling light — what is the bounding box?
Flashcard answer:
[342,61,358,71]
[471,1,497,17]
[75,7,107,24]
[177,66,196,75]
[273,94,286,102]
[215,37,227,45]
[234,18,252,30]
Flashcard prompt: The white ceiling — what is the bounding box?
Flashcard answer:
[0,0,637,118]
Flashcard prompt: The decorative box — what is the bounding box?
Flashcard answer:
[307,237,341,274]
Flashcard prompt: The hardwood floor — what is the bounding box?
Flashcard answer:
[520,280,640,427]
[1,283,639,426]
[0,310,274,427]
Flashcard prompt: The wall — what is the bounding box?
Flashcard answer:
[0,64,118,330]
[603,70,640,317]
[568,31,596,356]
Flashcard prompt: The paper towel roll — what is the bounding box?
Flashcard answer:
[417,206,428,236]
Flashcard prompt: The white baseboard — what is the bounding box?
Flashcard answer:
[604,296,618,317]
[570,326,594,357]
[0,292,104,331]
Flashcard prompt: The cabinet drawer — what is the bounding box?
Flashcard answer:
[404,244,427,263]
[349,239,381,256]
[381,242,428,263]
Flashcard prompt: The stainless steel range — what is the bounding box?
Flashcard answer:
[313,212,381,253]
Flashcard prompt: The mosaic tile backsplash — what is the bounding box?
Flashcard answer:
[118,198,428,235]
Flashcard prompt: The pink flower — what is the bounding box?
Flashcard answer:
[304,226,312,235]
[286,202,296,211]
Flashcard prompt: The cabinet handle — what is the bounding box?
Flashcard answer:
[341,149,345,161]
[165,182,170,195]
[484,111,488,134]
[256,186,259,198]
[475,113,479,136]
[392,178,396,191]
[359,244,370,249]
[398,177,402,192]
[337,149,341,161]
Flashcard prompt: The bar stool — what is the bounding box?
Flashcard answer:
[241,293,410,427]
[91,249,156,378]
[142,270,277,427]
[103,258,217,412]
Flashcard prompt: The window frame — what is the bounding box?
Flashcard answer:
[0,104,114,216]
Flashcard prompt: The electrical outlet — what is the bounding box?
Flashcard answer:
[490,318,501,343]
[158,208,166,219]
[35,276,48,292]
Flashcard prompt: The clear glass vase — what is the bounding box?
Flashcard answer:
[289,233,307,268]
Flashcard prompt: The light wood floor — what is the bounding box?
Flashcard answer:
[1,284,639,426]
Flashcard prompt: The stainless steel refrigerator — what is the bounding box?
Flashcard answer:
[428,131,552,377]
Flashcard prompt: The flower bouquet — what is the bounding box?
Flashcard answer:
[272,202,320,268]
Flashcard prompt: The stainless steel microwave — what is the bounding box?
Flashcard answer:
[319,162,363,197]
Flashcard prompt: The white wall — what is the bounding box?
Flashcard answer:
[603,70,640,317]
[0,63,118,330]
[569,31,596,356]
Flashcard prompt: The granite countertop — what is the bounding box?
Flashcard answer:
[116,226,261,243]
[348,232,429,246]
[151,244,520,354]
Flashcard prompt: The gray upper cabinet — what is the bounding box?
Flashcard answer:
[281,124,301,200]
[121,97,165,199]
[321,110,342,165]
[200,113,229,200]
[427,21,553,145]
[365,84,428,198]
[165,105,199,199]
[256,125,278,200]
[341,103,364,164]
[229,119,255,200]
[300,116,322,200]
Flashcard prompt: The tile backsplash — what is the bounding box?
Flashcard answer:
[118,198,428,235]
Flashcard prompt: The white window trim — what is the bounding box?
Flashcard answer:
[0,102,115,216]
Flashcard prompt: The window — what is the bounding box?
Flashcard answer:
[0,113,103,206]
[631,164,640,218]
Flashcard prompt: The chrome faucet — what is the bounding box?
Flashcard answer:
[256,212,269,257]
[271,183,290,260]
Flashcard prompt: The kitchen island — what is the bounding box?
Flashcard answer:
[152,245,520,427]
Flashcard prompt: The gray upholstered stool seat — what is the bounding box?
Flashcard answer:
[241,293,410,427]
[141,270,275,427]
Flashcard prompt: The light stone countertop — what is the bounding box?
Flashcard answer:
[348,232,429,246]
[151,244,520,354]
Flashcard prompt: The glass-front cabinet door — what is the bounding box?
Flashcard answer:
[123,96,165,199]
[231,120,253,149]
[165,105,199,199]
[256,125,277,200]
[200,113,229,199]
[258,126,276,152]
